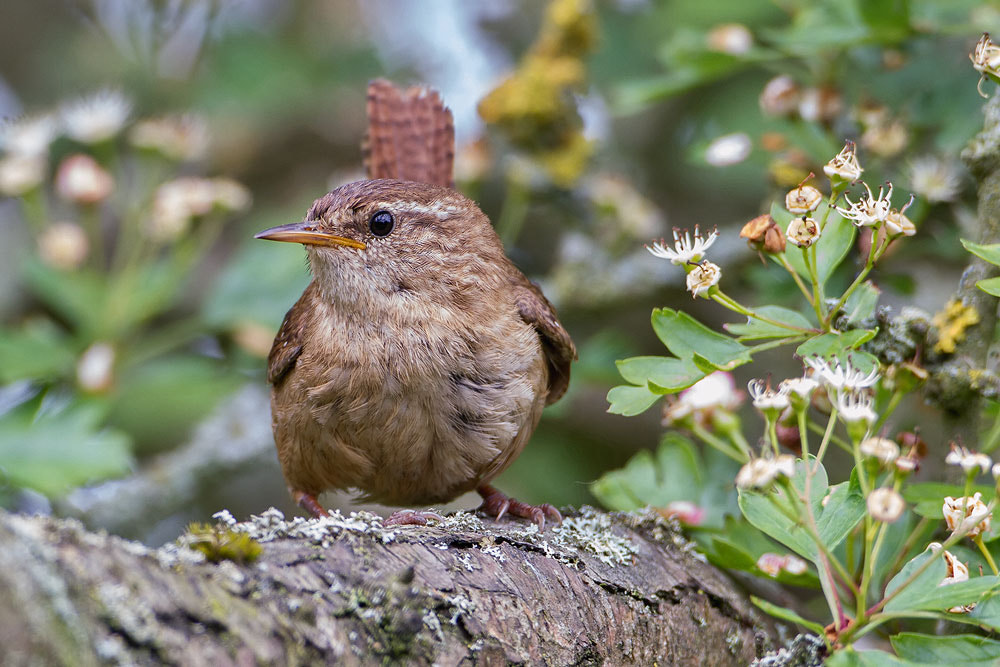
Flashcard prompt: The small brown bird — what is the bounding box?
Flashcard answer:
[255,81,576,527]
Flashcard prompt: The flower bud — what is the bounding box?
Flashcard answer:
[704,132,752,167]
[77,342,115,393]
[0,154,45,196]
[785,184,822,215]
[38,222,89,270]
[706,23,753,55]
[55,154,114,204]
[786,216,821,248]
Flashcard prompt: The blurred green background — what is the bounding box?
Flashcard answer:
[0,0,994,544]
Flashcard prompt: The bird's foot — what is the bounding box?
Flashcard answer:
[476,484,562,530]
[383,509,445,527]
[291,490,330,519]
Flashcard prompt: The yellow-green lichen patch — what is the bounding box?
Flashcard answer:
[931,298,980,354]
[182,523,262,564]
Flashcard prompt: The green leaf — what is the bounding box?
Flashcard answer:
[891,633,1000,663]
[961,239,1000,267]
[751,596,826,635]
[606,385,659,416]
[651,308,751,371]
[774,201,856,285]
[739,459,866,562]
[22,261,106,336]
[0,322,77,383]
[976,277,1000,297]
[796,330,877,360]
[971,590,1000,630]
[884,549,1000,613]
[842,281,881,325]
[0,397,133,496]
[825,648,918,667]
[615,356,704,394]
[724,306,813,340]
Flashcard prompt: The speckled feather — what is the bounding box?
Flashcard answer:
[266,83,575,507]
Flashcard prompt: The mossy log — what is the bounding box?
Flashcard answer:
[0,506,768,665]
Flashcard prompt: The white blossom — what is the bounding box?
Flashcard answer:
[0,113,58,157]
[860,437,900,466]
[867,488,905,522]
[38,222,89,271]
[836,389,876,425]
[747,378,790,412]
[736,455,795,490]
[837,182,894,227]
[61,89,132,143]
[704,132,751,167]
[647,226,718,265]
[943,493,991,538]
[945,444,992,475]
[908,155,962,204]
[685,261,721,298]
[803,356,880,392]
[824,141,863,182]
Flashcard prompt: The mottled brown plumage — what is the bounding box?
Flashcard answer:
[258,81,575,527]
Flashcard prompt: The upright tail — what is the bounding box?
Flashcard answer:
[362,79,455,188]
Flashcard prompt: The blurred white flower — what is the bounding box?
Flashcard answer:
[804,356,880,392]
[0,113,58,157]
[61,89,132,143]
[705,132,751,167]
[647,226,717,265]
[0,154,46,196]
[756,552,808,577]
[663,371,742,427]
[747,378,789,412]
[838,182,894,227]
[130,114,209,161]
[686,261,721,298]
[736,455,795,489]
[779,376,819,403]
[38,222,89,270]
[77,342,115,393]
[907,155,963,203]
[658,500,705,526]
[867,487,905,522]
[148,177,251,241]
[55,154,114,204]
[859,437,900,466]
[798,87,842,124]
[943,492,991,538]
[706,23,752,55]
[759,75,800,117]
[861,120,908,159]
[836,388,876,425]
[945,444,992,475]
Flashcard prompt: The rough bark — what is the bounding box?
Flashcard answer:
[0,506,768,666]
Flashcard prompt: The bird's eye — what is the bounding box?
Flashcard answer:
[369,210,395,237]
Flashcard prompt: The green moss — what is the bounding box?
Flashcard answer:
[183,522,262,564]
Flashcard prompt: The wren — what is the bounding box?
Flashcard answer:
[254,80,576,528]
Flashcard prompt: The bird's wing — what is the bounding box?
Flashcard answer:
[267,281,316,385]
[512,276,577,405]
[362,79,455,187]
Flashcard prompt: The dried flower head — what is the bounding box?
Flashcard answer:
[824,141,863,183]
[838,182,894,227]
[859,437,900,466]
[736,455,795,489]
[786,216,821,248]
[943,493,992,538]
[748,378,790,413]
[945,444,992,475]
[971,33,1000,97]
[686,261,721,298]
[38,222,89,271]
[55,154,114,204]
[61,89,132,144]
[867,488,905,523]
[740,214,786,254]
[785,184,822,215]
[759,76,800,117]
[885,207,916,238]
[647,226,718,265]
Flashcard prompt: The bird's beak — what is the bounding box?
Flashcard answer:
[254,221,366,250]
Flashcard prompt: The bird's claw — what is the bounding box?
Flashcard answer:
[383,509,445,527]
[291,490,330,518]
[476,484,562,530]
